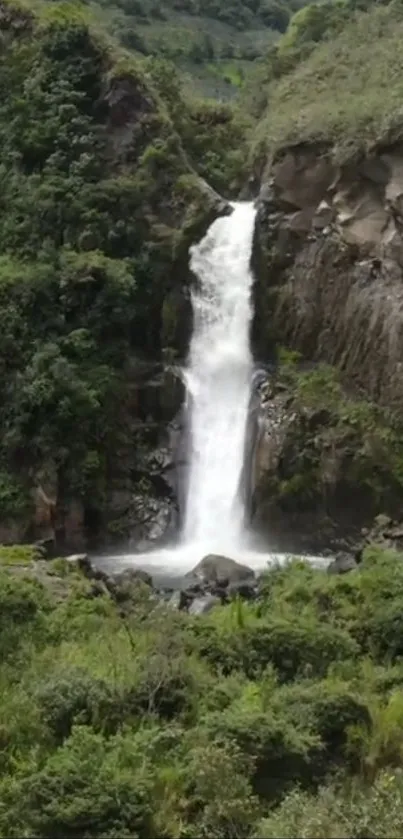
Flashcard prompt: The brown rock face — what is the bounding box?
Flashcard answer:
[104,74,155,163]
[254,144,403,410]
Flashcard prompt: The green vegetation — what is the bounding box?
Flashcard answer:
[0,0,248,543]
[21,0,306,101]
[268,356,403,510]
[250,0,403,160]
[0,545,403,834]
[2,0,403,832]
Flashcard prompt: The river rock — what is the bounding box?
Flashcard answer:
[168,589,189,610]
[188,594,221,615]
[327,552,358,575]
[65,553,92,576]
[227,579,258,599]
[109,567,153,599]
[188,554,255,587]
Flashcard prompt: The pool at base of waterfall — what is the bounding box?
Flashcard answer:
[92,541,331,586]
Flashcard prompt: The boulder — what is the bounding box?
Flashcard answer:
[188,554,255,587]
[168,589,189,610]
[109,567,153,601]
[65,553,92,576]
[188,595,221,616]
[227,579,258,600]
[35,536,57,560]
[327,552,358,575]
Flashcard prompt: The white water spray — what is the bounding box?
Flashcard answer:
[182,202,256,551]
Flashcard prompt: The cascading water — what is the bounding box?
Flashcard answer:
[181,201,257,553]
[96,202,330,576]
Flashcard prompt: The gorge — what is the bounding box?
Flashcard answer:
[4,2,403,837]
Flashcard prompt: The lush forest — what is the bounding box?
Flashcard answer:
[0,0,247,550]
[2,0,403,835]
[82,0,305,98]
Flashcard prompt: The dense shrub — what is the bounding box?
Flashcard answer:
[195,608,358,680]
[253,771,403,838]
[1,543,403,834]
[0,726,157,839]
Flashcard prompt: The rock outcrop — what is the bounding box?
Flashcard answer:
[250,143,403,553]
[253,144,403,410]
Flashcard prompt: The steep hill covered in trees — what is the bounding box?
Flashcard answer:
[0,0,247,550]
[82,0,303,98]
[21,0,308,101]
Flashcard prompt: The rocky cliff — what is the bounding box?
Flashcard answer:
[254,144,403,408]
[244,0,403,554]
[250,144,403,553]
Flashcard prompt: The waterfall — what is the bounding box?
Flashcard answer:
[181,201,257,553]
[95,200,331,576]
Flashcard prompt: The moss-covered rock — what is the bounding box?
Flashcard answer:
[252,359,403,553]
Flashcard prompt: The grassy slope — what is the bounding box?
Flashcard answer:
[253,0,403,161]
[66,0,288,99]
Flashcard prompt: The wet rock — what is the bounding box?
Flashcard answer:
[128,495,177,547]
[168,589,189,610]
[327,552,358,575]
[109,567,153,601]
[188,554,255,586]
[227,579,258,599]
[188,594,221,616]
[35,536,57,560]
[356,513,403,560]
[312,200,334,230]
[65,553,92,576]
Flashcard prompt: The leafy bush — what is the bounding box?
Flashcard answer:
[201,704,320,800]
[0,725,157,838]
[35,669,121,742]
[196,607,358,680]
[253,771,403,838]
[0,572,50,655]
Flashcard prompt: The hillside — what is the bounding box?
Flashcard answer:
[56,0,307,99]
[87,0,294,99]
[2,542,403,836]
[248,0,403,549]
[0,0,248,552]
[250,0,403,162]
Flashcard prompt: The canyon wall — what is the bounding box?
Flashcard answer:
[251,143,403,553]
